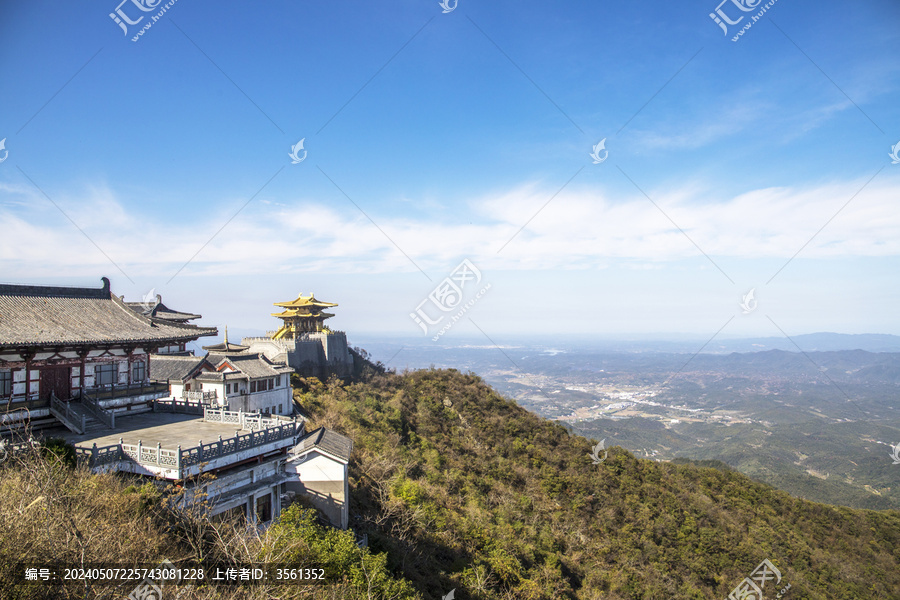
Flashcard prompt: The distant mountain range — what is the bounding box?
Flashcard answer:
[352,332,900,365]
[690,332,900,354]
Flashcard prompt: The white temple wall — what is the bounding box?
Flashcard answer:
[285,450,349,529]
[227,387,291,414]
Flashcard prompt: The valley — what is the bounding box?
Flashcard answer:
[357,336,900,510]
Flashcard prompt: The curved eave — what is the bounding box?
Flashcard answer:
[271,311,334,319]
[202,343,251,352]
[273,300,338,309]
[0,327,218,350]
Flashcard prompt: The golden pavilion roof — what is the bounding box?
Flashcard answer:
[270,309,335,319]
[273,293,337,310]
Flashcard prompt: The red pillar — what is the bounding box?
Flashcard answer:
[79,351,87,396]
[24,353,32,401]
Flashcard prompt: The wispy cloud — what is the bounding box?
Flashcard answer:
[1,174,898,279]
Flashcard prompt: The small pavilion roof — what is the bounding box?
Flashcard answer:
[292,427,352,463]
[202,326,250,353]
[203,340,250,353]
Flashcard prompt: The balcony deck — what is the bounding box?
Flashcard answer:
[55,410,302,480]
[59,412,241,449]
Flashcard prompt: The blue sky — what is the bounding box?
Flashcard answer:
[1,0,899,345]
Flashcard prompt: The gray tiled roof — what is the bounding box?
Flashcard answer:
[193,369,246,383]
[293,427,352,462]
[0,278,217,348]
[203,341,250,352]
[125,298,201,322]
[149,355,208,382]
[191,371,246,382]
[209,353,292,379]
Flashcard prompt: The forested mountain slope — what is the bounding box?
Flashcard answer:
[295,368,900,599]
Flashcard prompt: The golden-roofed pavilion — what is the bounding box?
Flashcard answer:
[271,293,338,339]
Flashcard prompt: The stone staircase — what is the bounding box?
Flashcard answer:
[49,393,85,434]
[49,393,113,435]
[66,402,108,434]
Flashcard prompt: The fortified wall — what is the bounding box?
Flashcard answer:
[241,332,353,379]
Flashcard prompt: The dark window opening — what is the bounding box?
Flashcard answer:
[0,371,11,396]
[132,361,146,383]
[256,494,272,523]
[96,364,118,387]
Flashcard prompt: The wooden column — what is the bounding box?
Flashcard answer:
[126,347,134,386]
[78,350,88,397]
[146,346,156,380]
[22,350,35,401]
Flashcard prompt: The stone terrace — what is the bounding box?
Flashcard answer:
[58,412,246,450]
[52,410,302,480]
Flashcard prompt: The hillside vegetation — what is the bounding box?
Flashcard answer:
[0,439,417,600]
[298,367,900,599]
[571,415,900,511]
[2,366,900,599]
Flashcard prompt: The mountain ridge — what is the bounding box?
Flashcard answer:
[296,366,900,599]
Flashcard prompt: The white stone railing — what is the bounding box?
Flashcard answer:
[247,330,344,341]
[203,408,288,431]
[182,390,217,403]
[78,416,301,477]
[154,395,214,415]
[122,441,180,468]
[180,422,297,469]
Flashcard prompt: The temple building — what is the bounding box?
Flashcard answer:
[242,293,353,379]
[149,328,294,415]
[0,278,216,433]
[2,279,355,530]
[271,293,338,337]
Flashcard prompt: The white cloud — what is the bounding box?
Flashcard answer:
[1,174,899,280]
